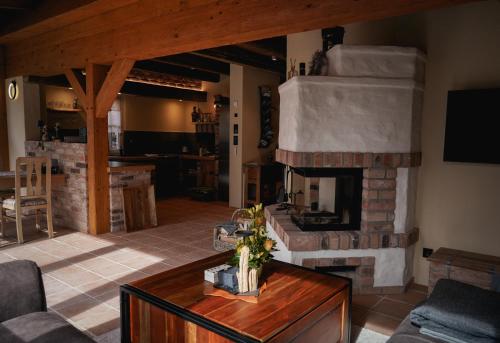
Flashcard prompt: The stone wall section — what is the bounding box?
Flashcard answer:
[26,141,88,232]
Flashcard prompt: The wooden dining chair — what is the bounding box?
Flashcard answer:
[0,157,54,244]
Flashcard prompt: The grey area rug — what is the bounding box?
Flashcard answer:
[96,325,389,343]
[352,324,389,343]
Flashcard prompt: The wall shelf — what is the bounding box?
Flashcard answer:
[46,107,83,112]
[195,121,219,125]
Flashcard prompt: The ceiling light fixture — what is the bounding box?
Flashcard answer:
[271,55,277,61]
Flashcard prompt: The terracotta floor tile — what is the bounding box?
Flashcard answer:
[50,291,97,313]
[76,278,120,297]
[351,304,369,326]
[372,298,415,320]
[352,294,383,309]
[105,270,149,284]
[362,311,402,336]
[48,264,103,287]
[77,257,135,277]
[47,288,88,309]
[43,274,73,296]
[386,289,427,305]
[95,290,120,310]
[409,282,428,293]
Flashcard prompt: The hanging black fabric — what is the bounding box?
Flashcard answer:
[258,86,273,148]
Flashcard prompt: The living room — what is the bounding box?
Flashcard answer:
[0,1,499,343]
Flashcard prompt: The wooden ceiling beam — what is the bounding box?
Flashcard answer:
[135,60,220,83]
[196,46,285,74]
[0,0,138,43]
[0,0,32,10]
[4,0,476,77]
[64,68,88,111]
[95,58,134,118]
[120,82,207,102]
[156,53,230,75]
[29,74,207,102]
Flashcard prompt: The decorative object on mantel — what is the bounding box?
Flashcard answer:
[288,58,298,80]
[308,50,329,76]
[322,26,345,52]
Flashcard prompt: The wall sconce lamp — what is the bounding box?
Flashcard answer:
[8,80,18,100]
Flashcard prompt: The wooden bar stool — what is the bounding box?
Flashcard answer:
[0,157,54,244]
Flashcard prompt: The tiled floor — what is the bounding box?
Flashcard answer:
[352,283,428,336]
[0,197,234,339]
[0,197,426,340]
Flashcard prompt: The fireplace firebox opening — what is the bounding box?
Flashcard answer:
[289,167,362,231]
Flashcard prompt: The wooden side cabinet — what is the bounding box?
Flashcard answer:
[243,162,284,208]
[121,252,351,343]
[427,247,500,294]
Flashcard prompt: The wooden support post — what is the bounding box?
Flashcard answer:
[64,59,134,235]
[86,63,110,235]
[0,45,9,171]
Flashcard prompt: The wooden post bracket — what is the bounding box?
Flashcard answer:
[96,58,134,118]
[64,58,134,116]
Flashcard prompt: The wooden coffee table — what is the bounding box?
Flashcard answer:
[120,251,351,342]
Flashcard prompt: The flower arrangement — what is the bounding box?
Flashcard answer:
[230,204,276,292]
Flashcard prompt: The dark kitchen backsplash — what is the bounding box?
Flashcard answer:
[122,130,215,156]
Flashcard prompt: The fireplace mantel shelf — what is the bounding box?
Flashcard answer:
[276,149,421,169]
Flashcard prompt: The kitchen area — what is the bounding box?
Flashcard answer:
[4,40,284,237]
[29,75,229,232]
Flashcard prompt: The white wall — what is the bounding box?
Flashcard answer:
[412,0,500,284]
[228,65,281,208]
[229,64,244,207]
[286,0,500,285]
[121,77,229,133]
[5,77,40,170]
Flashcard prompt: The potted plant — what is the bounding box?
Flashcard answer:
[230,204,276,293]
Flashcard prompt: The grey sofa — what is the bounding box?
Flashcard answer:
[0,260,95,343]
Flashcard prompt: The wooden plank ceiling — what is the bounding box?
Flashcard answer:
[1,0,475,78]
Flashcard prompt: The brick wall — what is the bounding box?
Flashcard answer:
[26,141,153,233]
[26,141,89,232]
[361,168,397,233]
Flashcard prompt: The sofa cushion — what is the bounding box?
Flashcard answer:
[0,312,95,343]
[0,260,46,322]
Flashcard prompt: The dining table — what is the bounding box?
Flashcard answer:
[0,171,66,190]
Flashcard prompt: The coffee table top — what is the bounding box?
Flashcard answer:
[127,251,350,342]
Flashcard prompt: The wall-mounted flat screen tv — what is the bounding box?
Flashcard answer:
[443,88,500,164]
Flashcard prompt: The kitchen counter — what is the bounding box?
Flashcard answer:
[109,154,217,161]
[179,154,217,161]
[108,161,155,173]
